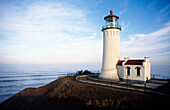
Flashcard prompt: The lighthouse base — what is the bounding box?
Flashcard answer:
[99,68,119,80]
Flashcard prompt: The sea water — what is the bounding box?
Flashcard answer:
[0,64,100,103]
[0,64,169,103]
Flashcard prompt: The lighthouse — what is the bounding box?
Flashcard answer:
[99,10,121,80]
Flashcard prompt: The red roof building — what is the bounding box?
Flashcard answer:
[116,57,151,83]
[117,60,144,65]
[124,60,144,65]
[117,60,124,66]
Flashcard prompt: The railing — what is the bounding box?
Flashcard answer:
[102,24,121,30]
[75,75,147,92]
[66,73,76,76]
[151,74,170,80]
[74,75,170,96]
[65,73,170,80]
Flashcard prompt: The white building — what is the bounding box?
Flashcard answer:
[99,10,151,83]
[117,57,151,82]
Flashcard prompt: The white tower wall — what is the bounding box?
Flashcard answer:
[100,28,120,79]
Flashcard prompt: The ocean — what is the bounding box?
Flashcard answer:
[0,64,169,103]
[0,64,99,103]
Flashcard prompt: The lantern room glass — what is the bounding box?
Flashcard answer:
[105,17,118,27]
[103,17,120,30]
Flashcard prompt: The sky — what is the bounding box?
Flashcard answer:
[0,0,170,66]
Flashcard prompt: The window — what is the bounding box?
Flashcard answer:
[106,17,113,22]
[126,66,131,76]
[136,67,141,76]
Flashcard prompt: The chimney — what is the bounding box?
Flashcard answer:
[144,57,149,62]
[124,57,129,62]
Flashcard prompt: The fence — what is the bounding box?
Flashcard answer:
[151,74,170,80]
[66,73,170,80]
[73,74,169,96]
[66,73,76,76]
[75,75,147,92]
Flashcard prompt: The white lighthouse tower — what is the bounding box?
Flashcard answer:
[99,10,121,80]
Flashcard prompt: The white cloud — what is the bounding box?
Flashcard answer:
[120,21,130,31]
[0,1,102,64]
[156,4,170,23]
[152,52,170,56]
[133,33,145,38]
[121,21,170,65]
[95,0,103,7]
[119,0,128,15]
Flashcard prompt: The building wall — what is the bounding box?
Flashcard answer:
[117,66,124,79]
[117,65,145,82]
[143,57,151,81]
[125,65,145,81]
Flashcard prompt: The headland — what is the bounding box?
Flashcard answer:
[0,76,169,110]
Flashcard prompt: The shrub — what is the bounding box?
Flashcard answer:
[76,70,83,75]
[76,70,92,75]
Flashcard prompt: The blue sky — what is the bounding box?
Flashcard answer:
[0,0,170,65]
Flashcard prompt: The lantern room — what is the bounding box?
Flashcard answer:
[102,10,121,30]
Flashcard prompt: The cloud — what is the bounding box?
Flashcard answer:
[120,21,130,31]
[95,0,103,7]
[0,0,102,64]
[0,1,89,33]
[152,52,170,56]
[119,0,128,15]
[156,4,170,23]
[121,21,170,65]
[133,33,145,38]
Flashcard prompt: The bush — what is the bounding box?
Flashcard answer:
[83,70,92,75]
[76,70,92,75]
[76,70,83,75]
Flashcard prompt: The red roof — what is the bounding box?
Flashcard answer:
[104,10,119,20]
[124,60,144,65]
[117,60,124,66]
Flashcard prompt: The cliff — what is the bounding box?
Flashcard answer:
[0,76,169,110]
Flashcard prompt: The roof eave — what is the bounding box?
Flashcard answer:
[104,16,119,20]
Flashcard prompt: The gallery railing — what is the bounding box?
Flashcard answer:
[102,24,121,30]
